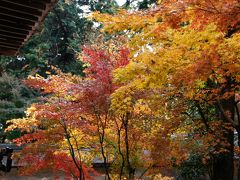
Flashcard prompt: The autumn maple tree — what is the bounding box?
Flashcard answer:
[7,40,151,179]
[7,73,97,179]
[5,0,240,179]
[92,0,240,179]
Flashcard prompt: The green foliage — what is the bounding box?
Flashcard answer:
[83,0,119,13]
[17,0,92,76]
[0,73,35,141]
[176,154,208,180]
[1,0,120,78]
[138,0,157,9]
[2,0,104,77]
[6,129,21,140]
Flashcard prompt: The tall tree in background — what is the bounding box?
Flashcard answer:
[17,0,93,76]
[5,0,119,77]
[0,0,119,143]
[0,73,35,142]
[0,0,93,142]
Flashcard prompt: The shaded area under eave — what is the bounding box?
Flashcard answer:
[0,0,58,56]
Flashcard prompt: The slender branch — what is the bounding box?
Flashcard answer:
[69,129,85,180]
[208,0,221,13]
[123,112,135,179]
[195,102,210,131]
[60,119,84,179]
[92,106,111,180]
[139,164,153,179]
[115,117,124,179]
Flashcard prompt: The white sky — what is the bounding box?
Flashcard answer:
[116,0,126,6]
[116,0,144,7]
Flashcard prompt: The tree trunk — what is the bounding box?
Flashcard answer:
[117,128,125,179]
[212,140,234,180]
[212,97,234,180]
[235,101,240,180]
[123,113,135,179]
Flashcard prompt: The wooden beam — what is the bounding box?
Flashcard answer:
[0,0,59,56]
[0,39,22,46]
[0,44,18,50]
[0,49,17,56]
[0,34,25,41]
[0,30,27,39]
[2,0,46,10]
[0,7,38,22]
[0,42,19,48]
[0,24,29,35]
[0,28,26,36]
[0,19,32,31]
[0,1,43,16]
[0,14,36,26]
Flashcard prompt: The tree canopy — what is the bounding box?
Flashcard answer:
[3,0,240,179]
